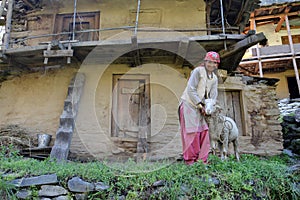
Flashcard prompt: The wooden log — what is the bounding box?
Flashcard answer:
[43,50,73,58]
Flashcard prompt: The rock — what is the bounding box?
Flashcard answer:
[95,182,110,191]
[208,177,220,185]
[279,98,290,104]
[53,196,70,200]
[296,109,300,122]
[10,174,58,187]
[291,139,300,154]
[38,185,67,197]
[283,116,296,123]
[75,193,88,200]
[288,164,300,173]
[68,177,94,192]
[152,180,165,187]
[180,184,191,194]
[16,189,32,199]
[283,149,295,157]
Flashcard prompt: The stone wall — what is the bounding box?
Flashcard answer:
[278,98,300,155]
[222,76,283,156]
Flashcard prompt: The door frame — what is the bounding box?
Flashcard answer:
[218,87,247,136]
[111,74,151,139]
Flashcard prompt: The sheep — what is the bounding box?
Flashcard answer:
[204,99,240,161]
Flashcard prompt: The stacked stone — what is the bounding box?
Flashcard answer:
[278,98,300,155]
[243,83,283,155]
[278,98,300,116]
[9,174,110,200]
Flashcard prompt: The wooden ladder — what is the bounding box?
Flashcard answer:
[40,40,78,65]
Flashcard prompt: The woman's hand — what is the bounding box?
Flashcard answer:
[197,103,206,115]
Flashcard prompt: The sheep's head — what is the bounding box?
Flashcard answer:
[204,99,222,116]
[204,99,216,115]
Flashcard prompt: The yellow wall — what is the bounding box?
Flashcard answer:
[0,67,77,136]
[25,0,206,44]
[243,22,300,59]
[72,61,189,159]
[257,23,300,46]
[264,69,298,99]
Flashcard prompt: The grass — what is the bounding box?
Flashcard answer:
[0,146,299,199]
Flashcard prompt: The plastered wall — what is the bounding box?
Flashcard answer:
[264,69,298,99]
[18,0,206,46]
[0,67,77,136]
[71,62,189,160]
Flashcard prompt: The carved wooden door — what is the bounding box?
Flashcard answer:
[112,74,150,140]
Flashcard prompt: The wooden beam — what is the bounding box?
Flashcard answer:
[131,35,142,67]
[3,0,13,50]
[275,7,291,32]
[253,11,299,21]
[219,32,266,58]
[43,50,73,58]
[22,0,35,9]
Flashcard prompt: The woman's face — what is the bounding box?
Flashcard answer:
[205,60,218,72]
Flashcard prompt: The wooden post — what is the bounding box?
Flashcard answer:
[285,14,300,96]
[252,18,263,77]
[3,0,13,50]
[0,0,6,18]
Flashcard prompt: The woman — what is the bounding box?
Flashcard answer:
[179,51,220,165]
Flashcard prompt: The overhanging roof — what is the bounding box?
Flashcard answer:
[1,32,266,73]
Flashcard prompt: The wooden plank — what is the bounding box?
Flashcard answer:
[275,7,291,32]
[131,35,142,67]
[225,92,233,118]
[3,0,13,50]
[232,91,243,136]
[219,32,266,58]
[253,11,300,21]
[43,50,73,58]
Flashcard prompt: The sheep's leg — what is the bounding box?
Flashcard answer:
[223,139,229,161]
[233,139,240,162]
[210,139,217,155]
[218,142,225,161]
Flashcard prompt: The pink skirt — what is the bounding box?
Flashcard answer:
[179,102,211,165]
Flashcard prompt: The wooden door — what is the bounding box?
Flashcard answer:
[54,12,100,41]
[111,74,150,140]
[217,90,244,136]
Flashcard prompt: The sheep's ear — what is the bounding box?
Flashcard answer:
[215,105,222,112]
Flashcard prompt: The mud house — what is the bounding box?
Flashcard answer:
[0,0,282,161]
[239,0,300,100]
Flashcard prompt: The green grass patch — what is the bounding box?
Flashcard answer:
[0,146,299,199]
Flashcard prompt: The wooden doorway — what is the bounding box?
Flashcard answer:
[111,74,150,153]
[217,90,245,136]
[287,76,300,99]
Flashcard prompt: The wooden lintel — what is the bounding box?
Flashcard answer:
[43,50,73,58]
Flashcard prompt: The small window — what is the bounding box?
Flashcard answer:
[281,34,300,45]
[54,12,100,41]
